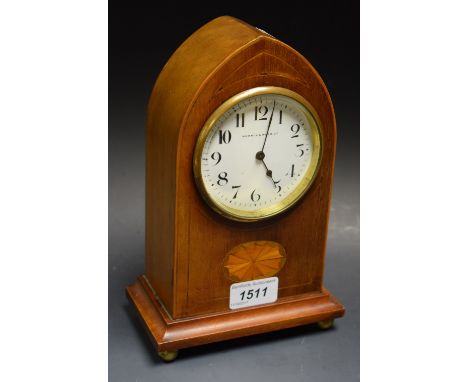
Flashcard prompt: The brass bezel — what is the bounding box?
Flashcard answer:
[193,86,323,222]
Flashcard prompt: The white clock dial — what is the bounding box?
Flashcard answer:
[194,87,322,221]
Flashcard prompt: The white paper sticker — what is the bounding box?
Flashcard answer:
[229,277,278,310]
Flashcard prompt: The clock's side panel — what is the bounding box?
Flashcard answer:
[174,37,337,318]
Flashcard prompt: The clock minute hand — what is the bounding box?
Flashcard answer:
[255,100,276,181]
[261,100,276,153]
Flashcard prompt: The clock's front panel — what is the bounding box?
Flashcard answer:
[173,88,331,317]
[171,39,336,319]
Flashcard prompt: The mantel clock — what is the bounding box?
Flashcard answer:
[127,16,345,362]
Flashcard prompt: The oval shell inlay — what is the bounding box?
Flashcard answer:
[223,241,286,282]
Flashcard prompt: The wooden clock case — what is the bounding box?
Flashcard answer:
[127,16,345,354]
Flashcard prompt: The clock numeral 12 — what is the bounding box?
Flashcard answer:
[255,106,268,120]
[255,106,282,123]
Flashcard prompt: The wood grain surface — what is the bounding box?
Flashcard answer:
[127,276,344,351]
[128,16,343,351]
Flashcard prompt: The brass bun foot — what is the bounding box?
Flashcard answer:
[158,350,179,362]
[317,319,334,330]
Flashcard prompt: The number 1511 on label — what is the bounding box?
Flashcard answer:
[229,277,279,310]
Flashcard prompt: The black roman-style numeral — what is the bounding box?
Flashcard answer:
[286,164,295,177]
[218,130,232,144]
[296,144,304,157]
[274,179,281,193]
[255,106,269,120]
[231,185,241,199]
[290,124,300,138]
[211,152,222,165]
[236,113,245,127]
[250,189,261,202]
[217,172,228,186]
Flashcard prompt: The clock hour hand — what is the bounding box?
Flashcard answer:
[255,151,273,178]
[255,151,281,192]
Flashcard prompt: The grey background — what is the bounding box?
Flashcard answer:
[109,2,359,381]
